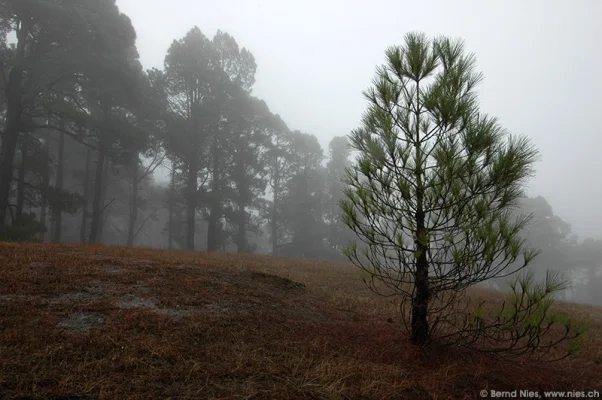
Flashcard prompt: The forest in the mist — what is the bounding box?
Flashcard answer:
[0,1,600,305]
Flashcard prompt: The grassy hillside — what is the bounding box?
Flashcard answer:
[0,242,600,399]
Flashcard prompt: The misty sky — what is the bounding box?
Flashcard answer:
[117,0,602,240]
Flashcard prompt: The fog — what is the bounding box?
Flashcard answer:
[116,0,602,240]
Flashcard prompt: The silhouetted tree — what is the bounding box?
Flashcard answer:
[489,196,576,298]
[571,238,602,305]
[324,136,354,259]
[262,116,294,255]
[161,27,222,250]
[279,131,327,257]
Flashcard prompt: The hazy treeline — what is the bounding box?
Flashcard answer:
[0,1,599,305]
[486,196,602,306]
[0,0,355,261]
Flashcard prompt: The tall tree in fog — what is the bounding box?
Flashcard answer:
[493,196,576,296]
[79,21,144,244]
[342,33,582,357]
[122,70,165,247]
[224,95,290,253]
[324,136,353,257]
[204,30,257,252]
[159,28,257,251]
[279,131,327,257]
[147,68,184,249]
[9,127,50,241]
[47,132,86,242]
[161,27,222,250]
[519,196,574,277]
[573,239,602,305]
[263,115,293,255]
[222,95,264,252]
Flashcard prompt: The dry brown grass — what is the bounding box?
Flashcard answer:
[0,242,600,399]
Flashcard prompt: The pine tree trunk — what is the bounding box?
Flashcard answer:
[271,166,280,255]
[38,141,50,242]
[167,158,175,249]
[207,212,217,251]
[97,158,110,243]
[0,21,29,231]
[186,161,197,250]
[127,155,139,247]
[207,139,220,252]
[52,131,64,243]
[236,206,247,253]
[15,132,28,220]
[207,179,222,252]
[0,68,24,229]
[88,147,105,244]
[80,146,91,243]
[410,85,430,346]
[411,210,430,346]
[49,215,55,240]
[235,163,248,253]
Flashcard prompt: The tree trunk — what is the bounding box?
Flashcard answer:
[207,138,220,252]
[167,158,175,249]
[88,147,106,244]
[0,69,24,229]
[0,21,29,231]
[235,206,247,253]
[80,146,91,242]
[299,170,310,257]
[207,190,222,251]
[126,155,139,247]
[411,210,430,346]
[235,163,248,253]
[589,267,597,304]
[186,161,197,250]
[15,132,28,220]
[97,157,110,243]
[49,214,55,239]
[410,83,429,346]
[38,141,50,242]
[52,131,64,242]
[207,211,217,251]
[271,177,279,255]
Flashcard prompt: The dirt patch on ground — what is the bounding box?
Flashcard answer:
[57,311,106,334]
[115,294,208,319]
[175,263,195,270]
[0,294,39,303]
[222,270,307,294]
[49,280,108,305]
[246,271,306,288]
[29,261,52,269]
[100,264,126,274]
[117,294,158,310]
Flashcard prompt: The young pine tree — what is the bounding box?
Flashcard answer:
[341,32,585,359]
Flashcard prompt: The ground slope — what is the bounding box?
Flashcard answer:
[0,242,600,399]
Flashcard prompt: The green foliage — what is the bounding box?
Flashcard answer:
[467,270,590,360]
